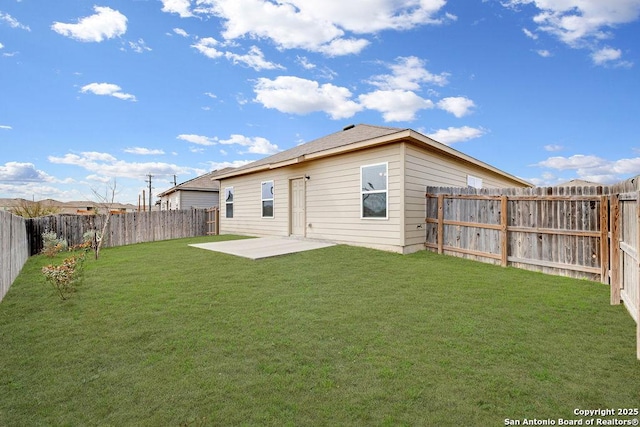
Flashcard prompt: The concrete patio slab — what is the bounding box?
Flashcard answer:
[189,237,335,260]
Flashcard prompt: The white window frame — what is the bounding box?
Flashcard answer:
[467,175,483,189]
[224,187,234,218]
[261,180,274,218]
[360,162,388,220]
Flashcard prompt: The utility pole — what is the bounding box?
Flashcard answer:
[145,174,153,211]
[173,175,177,186]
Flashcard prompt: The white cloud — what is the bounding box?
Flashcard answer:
[316,37,370,57]
[80,83,137,101]
[437,96,475,117]
[128,38,151,53]
[225,45,284,71]
[0,42,3,49]
[204,92,217,99]
[190,0,453,56]
[173,28,189,37]
[48,152,191,179]
[191,37,224,59]
[0,124,12,130]
[367,56,449,90]
[177,134,217,146]
[124,147,165,155]
[544,144,564,152]
[254,76,363,119]
[218,134,280,155]
[52,6,127,43]
[523,28,538,39]
[0,11,30,31]
[503,0,640,64]
[161,0,193,18]
[297,56,316,70]
[359,90,433,122]
[206,160,253,171]
[534,153,640,183]
[0,161,52,182]
[536,49,552,57]
[591,46,622,65]
[426,126,486,145]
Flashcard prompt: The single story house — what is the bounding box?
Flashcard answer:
[213,124,532,254]
[157,171,223,211]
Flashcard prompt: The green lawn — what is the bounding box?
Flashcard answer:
[1,235,638,426]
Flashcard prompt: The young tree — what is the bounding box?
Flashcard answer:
[90,180,119,260]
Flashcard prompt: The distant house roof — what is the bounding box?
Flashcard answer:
[555,179,602,187]
[213,123,531,187]
[157,171,226,197]
[0,198,136,214]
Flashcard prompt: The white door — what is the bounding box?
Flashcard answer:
[290,178,306,236]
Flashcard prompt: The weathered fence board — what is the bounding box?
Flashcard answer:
[426,186,607,282]
[0,210,29,302]
[25,209,209,256]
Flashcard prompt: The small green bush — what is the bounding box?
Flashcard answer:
[41,252,85,300]
[41,231,68,257]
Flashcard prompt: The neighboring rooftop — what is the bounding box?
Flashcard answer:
[157,170,228,197]
[0,198,137,215]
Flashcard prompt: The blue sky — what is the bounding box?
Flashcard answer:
[1,0,639,204]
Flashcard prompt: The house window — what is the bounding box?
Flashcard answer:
[225,187,234,218]
[467,175,483,189]
[261,180,274,218]
[361,162,388,219]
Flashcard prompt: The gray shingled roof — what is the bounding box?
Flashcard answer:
[213,124,404,178]
[157,171,222,197]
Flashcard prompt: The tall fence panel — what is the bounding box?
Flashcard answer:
[608,192,640,358]
[0,210,29,302]
[426,186,607,282]
[25,209,209,256]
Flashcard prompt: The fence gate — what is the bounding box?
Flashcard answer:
[609,192,640,358]
[207,207,219,235]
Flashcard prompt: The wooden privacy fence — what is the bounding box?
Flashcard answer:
[425,187,608,282]
[207,207,219,236]
[608,192,640,358]
[0,211,29,302]
[426,184,640,358]
[26,208,210,256]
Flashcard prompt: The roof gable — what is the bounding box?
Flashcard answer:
[214,123,531,187]
[215,124,404,178]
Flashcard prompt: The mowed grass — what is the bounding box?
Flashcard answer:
[1,235,638,426]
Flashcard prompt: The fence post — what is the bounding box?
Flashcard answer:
[500,195,508,267]
[600,195,609,284]
[215,207,220,235]
[437,194,444,254]
[637,190,640,360]
[610,194,621,305]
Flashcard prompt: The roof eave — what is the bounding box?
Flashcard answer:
[406,130,533,187]
[215,130,411,180]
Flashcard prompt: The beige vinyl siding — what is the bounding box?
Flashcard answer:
[303,145,402,251]
[403,143,528,252]
[219,144,404,252]
[219,168,292,237]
